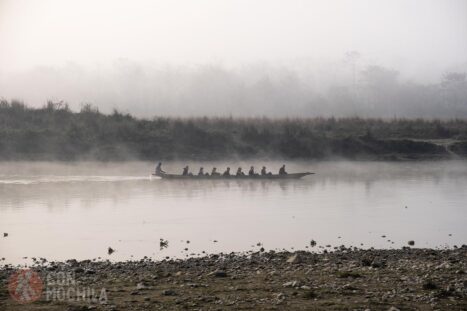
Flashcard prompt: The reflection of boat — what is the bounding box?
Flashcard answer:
[152,172,314,180]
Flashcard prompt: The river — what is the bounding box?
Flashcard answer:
[1,160,466,264]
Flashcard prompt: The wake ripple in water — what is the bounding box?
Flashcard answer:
[0,175,150,185]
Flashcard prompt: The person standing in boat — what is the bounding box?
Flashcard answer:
[236,167,245,176]
[211,167,220,176]
[279,164,287,175]
[155,162,166,175]
[223,167,231,176]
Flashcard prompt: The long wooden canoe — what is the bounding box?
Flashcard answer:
[152,172,314,180]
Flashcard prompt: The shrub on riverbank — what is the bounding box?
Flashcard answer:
[0,100,466,160]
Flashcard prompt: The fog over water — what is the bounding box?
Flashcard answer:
[1,161,466,264]
[1,0,466,117]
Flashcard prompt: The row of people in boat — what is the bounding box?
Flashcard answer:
[155,163,287,176]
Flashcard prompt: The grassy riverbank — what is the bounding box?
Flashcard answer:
[1,248,466,310]
[1,100,467,161]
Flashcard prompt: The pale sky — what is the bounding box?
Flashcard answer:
[0,0,466,72]
[0,0,466,117]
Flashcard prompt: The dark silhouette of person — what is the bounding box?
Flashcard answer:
[155,162,166,175]
[236,167,245,176]
[223,167,231,176]
[198,167,205,176]
[248,166,255,176]
[182,166,190,176]
[279,164,287,175]
[211,167,220,176]
[261,166,272,176]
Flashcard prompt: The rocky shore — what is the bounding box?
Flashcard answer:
[1,247,466,310]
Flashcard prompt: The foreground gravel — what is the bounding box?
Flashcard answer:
[1,247,466,310]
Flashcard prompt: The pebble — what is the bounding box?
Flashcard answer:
[74,267,85,273]
[136,282,147,290]
[162,289,177,296]
[211,270,227,278]
[286,254,301,264]
[282,280,299,288]
[84,269,96,275]
[160,238,169,249]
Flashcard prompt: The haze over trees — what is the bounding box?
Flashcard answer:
[1,60,466,118]
[1,0,466,119]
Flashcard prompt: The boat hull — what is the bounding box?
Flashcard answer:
[152,172,314,180]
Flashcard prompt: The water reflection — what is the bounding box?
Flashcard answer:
[1,160,466,264]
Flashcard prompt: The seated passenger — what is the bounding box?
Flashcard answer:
[182,166,190,176]
[248,166,256,176]
[198,167,205,176]
[223,167,231,176]
[155,162,166,175]
[261,166,271,176]
[279,164,287,175]
[211,167,220,176]
[236,167,245,176]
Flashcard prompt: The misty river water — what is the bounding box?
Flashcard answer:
[1,161,466,264]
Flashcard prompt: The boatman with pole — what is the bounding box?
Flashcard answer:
[155,162,165,175]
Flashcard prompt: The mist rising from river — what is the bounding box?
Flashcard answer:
[1,160,466,264]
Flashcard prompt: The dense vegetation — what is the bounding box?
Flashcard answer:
[1,100,467,161]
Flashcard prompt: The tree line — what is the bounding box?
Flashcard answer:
[0,100,466,161]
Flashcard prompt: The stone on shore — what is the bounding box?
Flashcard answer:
[286,253,302,264]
